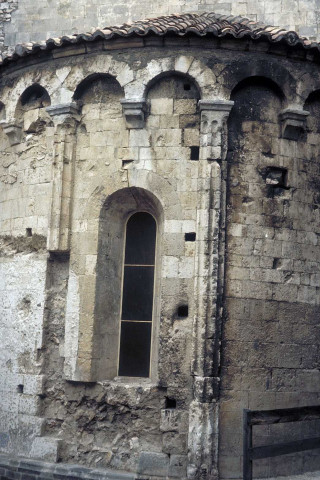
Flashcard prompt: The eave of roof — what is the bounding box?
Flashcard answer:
[1,12,319,67]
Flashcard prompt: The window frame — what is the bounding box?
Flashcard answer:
[117,210,158,379]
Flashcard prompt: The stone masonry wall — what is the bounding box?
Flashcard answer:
[0,1,17,54]
[0,238,47,457]
[1,35,320,480]
[1,0,320,56]
[219,78,320,478]
[41,67,201,477]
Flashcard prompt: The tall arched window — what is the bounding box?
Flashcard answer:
[118,212,157,377]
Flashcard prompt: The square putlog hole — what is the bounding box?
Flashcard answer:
[177,305,188,318]
[266,167,287,188]
[185,232,196,242]
[190,146,200,160]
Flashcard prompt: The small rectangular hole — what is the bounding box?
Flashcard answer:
[266,167,288,188]
[122,159,134,168]
[165,397,176,409]
[26,228,32,237]
[190,146,199,160]
[17,384,24,393]
[183,83,191,91]
[177,305,188,318]
[185,232,196,242]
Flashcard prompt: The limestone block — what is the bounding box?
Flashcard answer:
[0,393,18,414]
[163,233,184,256]
[117,64,134,86]
[129,129,150,147]
[183,128,199,146]
[23,108,40,132]
[18,394,40,415]
[160,409,180,432]
[85,255,97,275]
[168,454,188,478]
[30,437,62,462]
[178,257,194,278]
[90,131,108,147]
[164,219,184,233]
[174,99,197,115]
[159,114,180,129]
[23,374,45,395]
[138,147,152,161]
[146,115,160,128]
[150,98,173,115]
[162,256,179,278]
[162,432,187,455]
[137,451,169,476]
[174,55,194,73]
[19,414,45,437]
[153,129,182,147]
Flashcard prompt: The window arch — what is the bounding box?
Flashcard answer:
[118,212,157,377]
[93,187,163,382]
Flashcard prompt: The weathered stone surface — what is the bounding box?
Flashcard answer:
[137,452,169,476]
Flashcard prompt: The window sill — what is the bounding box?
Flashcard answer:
[98,376,158,389]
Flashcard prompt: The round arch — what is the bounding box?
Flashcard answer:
[221,58,294,104]
[125,56,217,100]
[73,72,124,101]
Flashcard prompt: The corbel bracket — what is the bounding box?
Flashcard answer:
[198,99,234,113]
[0,121,22,146]
[121,99,146,129]
[46,102,81,123]
[279,108,309,140]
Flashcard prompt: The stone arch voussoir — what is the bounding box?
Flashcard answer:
[125,56,217,100]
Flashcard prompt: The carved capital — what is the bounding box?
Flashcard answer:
[46,102,81,127]
[0,121,22,146]
[279,108,309,140]
[121,99,146,129]
[198,100,234,161]
[198,99,234,115]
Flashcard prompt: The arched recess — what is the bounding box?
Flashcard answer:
[146,72,201,160]
[93,187,163,381]
[127,56,216,100]
[146,71,201,100]
[218,76,285,479]
[73,73,123,102]
[73,73,124,113]
[228,75,284,152]
[64,169,183,382]
[73,73,125,164]
[304,90,320,208]
[15,83,51,131]
[221,59,292,106]
[304,90,320,133]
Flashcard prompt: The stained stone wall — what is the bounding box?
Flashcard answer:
[1,0,320,55]
[219,75,320,479]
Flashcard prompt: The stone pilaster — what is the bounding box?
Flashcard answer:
[187,99,233,480]
[46,103,80,252]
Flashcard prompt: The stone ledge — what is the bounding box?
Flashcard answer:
[0,453,136,480]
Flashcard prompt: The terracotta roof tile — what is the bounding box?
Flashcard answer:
[1,11,319,66]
